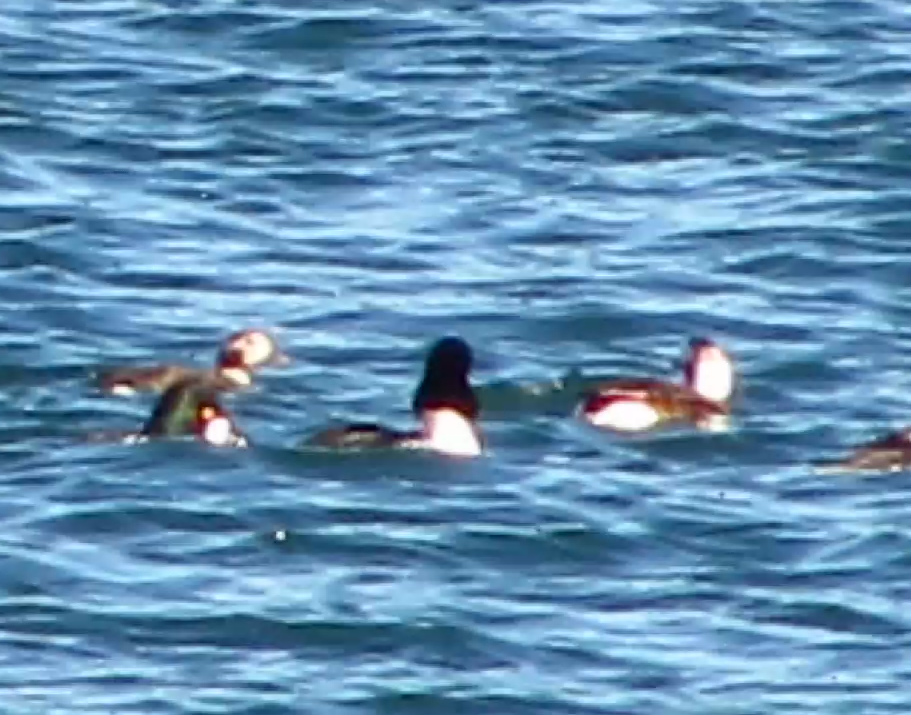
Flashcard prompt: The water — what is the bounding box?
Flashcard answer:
[1,0,910,712]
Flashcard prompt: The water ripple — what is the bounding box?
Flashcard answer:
[2,0,911,712]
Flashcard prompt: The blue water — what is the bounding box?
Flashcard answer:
[1,0,911,712]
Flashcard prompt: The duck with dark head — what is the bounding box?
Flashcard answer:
[310,336,482,457]
[97,328,289,396]
[576,337,737,433]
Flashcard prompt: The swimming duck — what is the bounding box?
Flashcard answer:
[576,337,736,432]
[97,328,288,396]
[813,426,911,474]
[120,377,249,447]
[309,336,482,457]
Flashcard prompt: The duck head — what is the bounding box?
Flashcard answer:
[682,337,735,404]
[215,328,289,381]
[411,336,482,457]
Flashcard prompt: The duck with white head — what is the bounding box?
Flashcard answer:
[98,327,289,396]
[577,336,737,434]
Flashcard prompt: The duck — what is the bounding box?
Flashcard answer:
[813,426,911,474]
[119,377,249,447]
[576,337,736,432]
[309,336,482,457]
[97,328,288,396]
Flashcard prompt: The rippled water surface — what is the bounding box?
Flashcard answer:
[3,0,911,712]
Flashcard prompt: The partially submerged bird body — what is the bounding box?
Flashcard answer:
[309,422,417,450]
[93,376,249,448]
[577,338,736,433]
[97,328,287,396]
[309,336,483,457]
[98,364,247,396]
[580,378,730,432]
[813,427,911,474]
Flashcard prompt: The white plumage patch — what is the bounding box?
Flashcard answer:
[202,416,235,446]
[582,399,661,432]
[422,409,482,457]
[691,346,734,403]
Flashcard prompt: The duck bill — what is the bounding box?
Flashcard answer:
[270,351,292,367]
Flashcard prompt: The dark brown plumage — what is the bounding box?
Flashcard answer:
[813,427,911,474]
[97,328,287,396]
